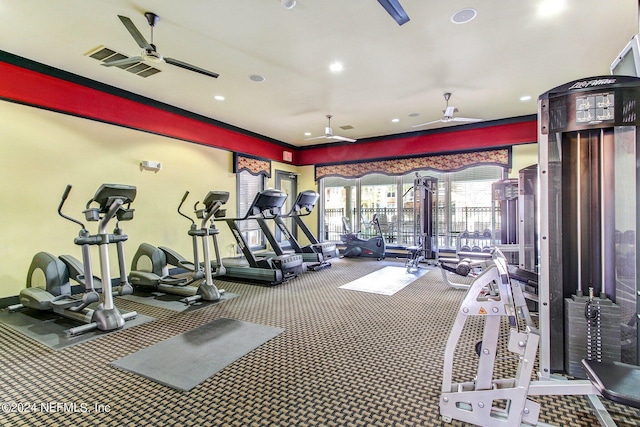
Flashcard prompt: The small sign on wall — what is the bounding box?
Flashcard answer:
[282,150,293,162]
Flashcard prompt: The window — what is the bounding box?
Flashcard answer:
[445,165,502,249]
[237,170,266,249]
[360,174,397,242]
[319,165,503,250]
[323,177,357,241]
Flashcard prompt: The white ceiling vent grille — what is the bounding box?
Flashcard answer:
[84,45,161,78]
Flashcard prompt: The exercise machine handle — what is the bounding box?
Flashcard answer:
[177,191,195,225]
[61,184,72,201]
[58,185,86,230]
[98,199,124,235]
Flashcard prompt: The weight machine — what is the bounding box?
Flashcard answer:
[405,174,438,272]
[440,75,640,426]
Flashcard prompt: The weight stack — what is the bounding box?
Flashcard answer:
[564,295,620,378]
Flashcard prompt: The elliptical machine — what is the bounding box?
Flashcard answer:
[9,184,138,336]
[340,214,386,260]
[129,191,227,305]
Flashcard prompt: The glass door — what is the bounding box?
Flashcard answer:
[322,177,357,241]
[275,170,298,243]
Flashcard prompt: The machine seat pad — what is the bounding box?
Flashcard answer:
[582,359,640,409]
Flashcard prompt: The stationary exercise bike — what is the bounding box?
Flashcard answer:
[340,214,386,260]
[129,191,227,305]
[9,184,138,336]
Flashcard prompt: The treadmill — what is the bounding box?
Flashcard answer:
[284,190,339,262]
[258,190,332,271]
[219,189,304,285]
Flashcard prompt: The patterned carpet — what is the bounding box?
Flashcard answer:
[0,257,639,426]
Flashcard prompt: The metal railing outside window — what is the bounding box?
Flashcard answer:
[324,205,500,247]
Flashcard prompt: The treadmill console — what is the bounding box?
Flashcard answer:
[292,190,319,214]
[250,189,287,216]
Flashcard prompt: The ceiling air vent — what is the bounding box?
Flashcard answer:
[84,45,161,78]
[340,125,354,130]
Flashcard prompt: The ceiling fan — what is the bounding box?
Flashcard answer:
[102,12,219,79]
[306,115,356,143]
[377,0,410,26]
[412,93,482,128]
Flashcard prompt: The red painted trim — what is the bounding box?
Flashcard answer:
[0,61,537,167]
[0,62,288,161]
[296,121,537,165]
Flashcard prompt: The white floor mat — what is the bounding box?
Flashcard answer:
[339,265,430,295]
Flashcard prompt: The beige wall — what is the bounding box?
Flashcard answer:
[0,100,535,298]
[0,101,315,298]
[510,143,538,178]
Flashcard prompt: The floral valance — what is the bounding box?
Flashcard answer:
[233,153,271,177]
[315,148,511,180]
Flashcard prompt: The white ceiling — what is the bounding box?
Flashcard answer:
[1,0,638,147]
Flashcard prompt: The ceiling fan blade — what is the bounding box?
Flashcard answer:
[118,15,152,50]
[331,135,357,143]
[412,119,443,128]
[102,56,144,67]
[377,0,410,25]
[304,135,328,141]
[165,57,220,79]
[450,117,482,122]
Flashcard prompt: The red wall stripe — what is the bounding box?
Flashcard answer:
[0,61,288,161]
[296,121,537,165]
[0,60,537,166]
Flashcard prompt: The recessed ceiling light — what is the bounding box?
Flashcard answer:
[329,62,343,73]
[451,8,477,24]
[538,0,566,16]
[520,95,532,101]
[214,95,225,101]
[249,74,265,82]
[304,132,311,136]
[391,118,400,123]
[281,0,296,9]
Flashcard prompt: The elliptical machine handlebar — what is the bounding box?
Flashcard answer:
[177,191,195,225]
[58,185,87,232]
[98,198,124,235]
[195,200,218,229]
